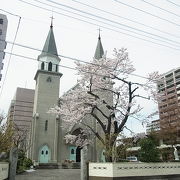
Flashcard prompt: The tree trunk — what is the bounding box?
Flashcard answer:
[104,138,113,162]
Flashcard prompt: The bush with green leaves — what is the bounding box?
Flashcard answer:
[138,138,160,162]
[17,150,33,173]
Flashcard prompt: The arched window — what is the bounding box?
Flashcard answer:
[45,120,48,131]
[48,62,52,71]
[56,65,58,72]
[71,149,74,154]
[41,62,45,70]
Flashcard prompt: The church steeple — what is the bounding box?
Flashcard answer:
[40,25,58,57]
[37,23,61,73]
[94,31,104,60]
[31,21,62,165]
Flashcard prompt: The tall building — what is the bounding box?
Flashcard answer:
[8,87,34,130]
[157,68,180,142]
[7,87,34,149]
[0,14,8,81]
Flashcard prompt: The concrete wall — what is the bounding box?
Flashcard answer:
[89,162,180,179]
[0,162,9,180]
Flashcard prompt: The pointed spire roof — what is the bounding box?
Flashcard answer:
[40,24,58,57]
[94,32,104,60]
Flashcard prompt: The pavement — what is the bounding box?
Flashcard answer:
[15,169,81,180]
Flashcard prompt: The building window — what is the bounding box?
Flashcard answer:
[45,120,48,131]
[0,19,3,24]
[48,62,52,71]
[0,29,2,35]
[46,76,52,82]
[56,65,58,72]
[41,62,44,70]
[71,149,74,154]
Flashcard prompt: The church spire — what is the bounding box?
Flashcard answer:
[39,21,58,57]
[94,29,104,60]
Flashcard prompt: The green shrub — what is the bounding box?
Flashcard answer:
[16,150,33,173]
[23,157,33,168]
[138,138,160,162]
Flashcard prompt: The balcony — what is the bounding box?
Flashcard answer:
[175,71,180,77]
[165,76,173,82]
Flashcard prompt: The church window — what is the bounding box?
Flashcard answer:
[45,120,48,131]
[41,150,44,155]
[71,149,74,154]
[48,62,52,71]
[46,150,48,155]
[46,76,52,82]
[56,65,58,72]
[41,62,45,70]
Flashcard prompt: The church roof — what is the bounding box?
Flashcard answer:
[94,34,104,60]
[40,25,58,57]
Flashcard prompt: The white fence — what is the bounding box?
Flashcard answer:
[89,162,180,178]
[0,162,9,180]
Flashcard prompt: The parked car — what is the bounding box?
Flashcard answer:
[126,156,138,162]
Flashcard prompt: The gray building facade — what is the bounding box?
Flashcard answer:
[8,87,34,131]
[7,87,34,150]
[0,14,8,81]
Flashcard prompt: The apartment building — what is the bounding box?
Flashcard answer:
[157,68,180,142]
[8,87,35,131]
[0,14,8,81]
[146,119,160,134]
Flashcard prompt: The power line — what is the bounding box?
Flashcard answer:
[166,0,180,8]
[1,48,159,84]
[0,9,21,18]
[0,39,163,86]
[141,0,180,18]
[0,39,174,82]
[18,0,180,50]
[38,0,180,46]
[0,39,104,68]
[113,0,180,27]
[0,16,21,98]
[70,0,180,39]
[3,51,76,71]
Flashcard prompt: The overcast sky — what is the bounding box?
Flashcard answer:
[1,0,180,133]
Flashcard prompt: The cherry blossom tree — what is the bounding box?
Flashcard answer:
[49,48,158,162]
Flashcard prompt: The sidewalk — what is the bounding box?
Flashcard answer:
[15,169,80,180]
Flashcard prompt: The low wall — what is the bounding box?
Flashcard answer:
[89,162,180,180]
[0,162,9,180]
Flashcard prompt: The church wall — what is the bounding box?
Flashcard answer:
[57,121,69,164]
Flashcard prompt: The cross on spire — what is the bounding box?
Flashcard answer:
[97,28,102,39]
[50,15,54,28]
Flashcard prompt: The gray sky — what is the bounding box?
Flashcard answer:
[1,0,180,133]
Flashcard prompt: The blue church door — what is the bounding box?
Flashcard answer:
[69,146,76,161]
[39,145,50,163]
